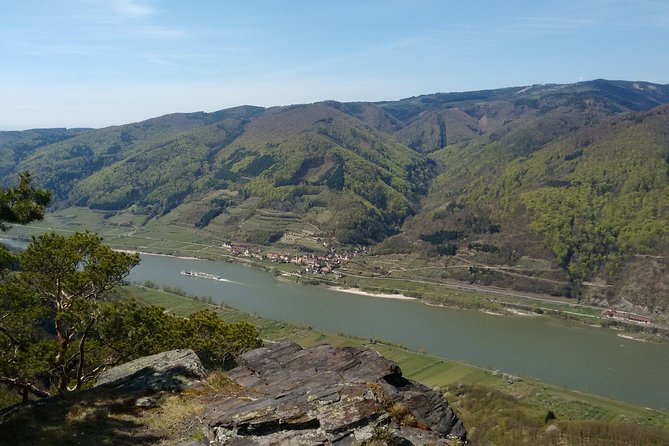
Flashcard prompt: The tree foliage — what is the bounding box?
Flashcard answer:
[0,233,139,398]
[417,103,669,302]
[0,172,51,232]
[98,303,261,371]
[0,174,53,400]
[0,232,261,403]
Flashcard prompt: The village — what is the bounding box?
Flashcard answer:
[221,242,366,275]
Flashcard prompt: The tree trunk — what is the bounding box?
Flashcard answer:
[54,318,70,393]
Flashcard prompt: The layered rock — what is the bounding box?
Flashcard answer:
[0,345,464,445]
[95,348,207,393]
[205,342,466,445]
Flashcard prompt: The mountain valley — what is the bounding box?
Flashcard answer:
[2,79,669,313]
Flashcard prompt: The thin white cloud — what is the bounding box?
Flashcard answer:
[109,0,154,18]
[74,0,184,40]
[385,37,426,50]
[263,36,430,79]
[145,56,176,66]
[16,42,100,56]
[515,16,600,29]
[651,14,669,27]
[16,104,43,111]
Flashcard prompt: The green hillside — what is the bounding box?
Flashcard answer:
[0,128,91,183]
[4,102,432,245]
[2,79,668,310]
[405,105,669,310]
[206,103,433,243]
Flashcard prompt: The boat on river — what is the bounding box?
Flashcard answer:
[180,270,228,282]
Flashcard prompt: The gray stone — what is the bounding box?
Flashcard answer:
[95,349,207,392]
[134,395,161,408]
[0,345,465,445]
[204,342,466,445]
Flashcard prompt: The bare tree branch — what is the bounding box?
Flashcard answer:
[0,376,50,399]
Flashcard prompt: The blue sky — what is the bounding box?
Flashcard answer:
[1,0,668,129]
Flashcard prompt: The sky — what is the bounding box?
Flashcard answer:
[1,0,668,130]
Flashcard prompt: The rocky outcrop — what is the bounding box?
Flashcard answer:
[95,348,207,392]
[205,342,466,445]
[0,345,464,445]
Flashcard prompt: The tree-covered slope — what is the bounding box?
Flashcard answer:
[69,107,262,214]
[405,104,669,309]
[5,102,432,245]
[374,80,669,154]
[2,79,669,307]
[0,128,91,184]
[13,107,264,202]
[205,103,433,242]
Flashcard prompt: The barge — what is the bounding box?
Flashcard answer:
[180,270,229,282]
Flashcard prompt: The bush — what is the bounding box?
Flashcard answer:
[437,244,458,256]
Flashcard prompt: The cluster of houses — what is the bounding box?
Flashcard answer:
[265,249,364,274]
[221,241,365,274]
[601,308,652,325]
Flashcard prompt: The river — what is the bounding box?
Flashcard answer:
[130,254,669,410]
[3,239,669,409]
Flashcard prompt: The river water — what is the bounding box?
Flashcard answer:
[129,254,669,410]
[3,239,668,409]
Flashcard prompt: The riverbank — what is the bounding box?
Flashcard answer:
[116,253,669,410]
[113,248,202,261]
[328,286,417,301]
[117,284,669,445]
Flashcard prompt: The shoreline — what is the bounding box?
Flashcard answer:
[617,333,648,342]
[328,286,417,301]
[507,308,540,317]
[482,309,504,316]
[113,248,203,261]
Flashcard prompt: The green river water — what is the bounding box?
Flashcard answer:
[129,253,669,410]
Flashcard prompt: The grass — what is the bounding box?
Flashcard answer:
[142,395,205,437]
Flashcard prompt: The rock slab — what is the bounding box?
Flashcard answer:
[95,348,207,392]
[205,342,466,445]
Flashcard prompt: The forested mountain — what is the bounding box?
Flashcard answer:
[0,128,92,181]
[2,79,668,309]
